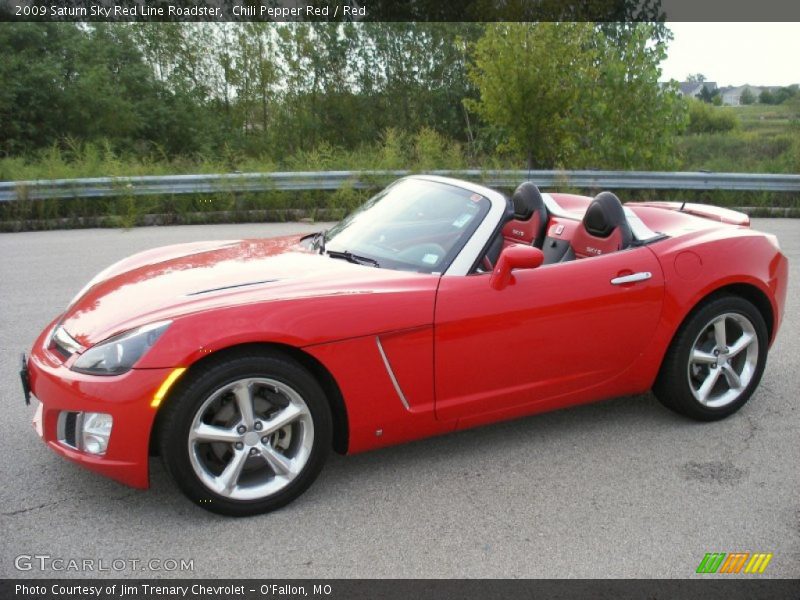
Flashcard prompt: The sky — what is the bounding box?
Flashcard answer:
[660,22,800,86]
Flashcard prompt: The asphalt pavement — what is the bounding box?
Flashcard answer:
[0,220,797,579]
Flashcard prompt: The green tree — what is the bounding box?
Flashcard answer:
[366,23,482,143]
[698,86,720,104]
[0,23,211,157]
[739,87,756,105]
[466,23,596,168]
[467,23,686,169]
[0,24,83,155]
[582,23,687,169]
[772,86,798,105]
[64,25,162,145]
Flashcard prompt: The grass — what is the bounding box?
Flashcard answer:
[1,118,799,232]
[678,98,800,175]
[733,101,800,127]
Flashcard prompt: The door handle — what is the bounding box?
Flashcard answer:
[611,271,652,285]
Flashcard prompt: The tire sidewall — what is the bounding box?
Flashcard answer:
[667,296,769,420]
[158,353,332,517]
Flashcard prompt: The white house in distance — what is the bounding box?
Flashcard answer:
[678,81,717,98]
[719,85,774,106]
[674,80,783,106]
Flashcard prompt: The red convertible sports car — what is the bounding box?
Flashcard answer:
[21,176,788,516]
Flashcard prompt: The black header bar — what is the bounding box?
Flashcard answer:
[2,579,800,600]
[2,0,800,22]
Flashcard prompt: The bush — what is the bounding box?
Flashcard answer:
[740,87,756,105]
[761,86,798,105]
[686,101,739,134]
[413,127,466,170]
[678,130,795,173]
[759,89,776,105]
[787,123,800,172]
[377,128,409,170]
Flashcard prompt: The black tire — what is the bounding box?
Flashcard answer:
[157,350,332,517]
[653,294,768,421]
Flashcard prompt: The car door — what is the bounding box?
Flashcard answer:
[433,246,664,421]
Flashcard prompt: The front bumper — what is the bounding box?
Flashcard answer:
[26,331,176,489]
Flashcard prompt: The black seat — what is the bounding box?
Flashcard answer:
[482,182,549,271]
[506,182,548,249]
[570,192,633,259]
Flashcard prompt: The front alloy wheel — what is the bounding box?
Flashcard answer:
[158,352,332,516]
[188,377,314,501]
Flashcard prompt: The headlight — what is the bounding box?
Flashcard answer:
[71,321,171,375]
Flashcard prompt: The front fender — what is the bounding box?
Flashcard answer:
[136,283,438,369]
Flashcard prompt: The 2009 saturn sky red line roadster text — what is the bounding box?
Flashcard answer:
[21,176,788,516]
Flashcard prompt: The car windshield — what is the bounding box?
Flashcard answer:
[322,178,491,274]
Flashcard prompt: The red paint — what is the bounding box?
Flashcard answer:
[490,244,544,290]
[502,213,544,247]
[627,201,750,226]
[571,225,625,259]
[26,189,788,490]
[674,251,703,280]
[546,217,581,243]
[435,245,664,421]
[28,323,168,488]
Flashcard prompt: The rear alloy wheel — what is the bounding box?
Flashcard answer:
[687,313,759,408]
[654,296,768,421]
[158,353,332,516]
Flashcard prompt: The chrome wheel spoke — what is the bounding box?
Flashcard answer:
[713,318,728,348]
[721,364,742,390]
[188,376,315,501]
[687,311,759,409]
[262,403,305,436]
[259,445,294,476]
[190,423,241,444]
[691,349,717,365]
[728,332,755,357]
[216,449,248,493]
[233,382,255,429]
[697,368,721,404]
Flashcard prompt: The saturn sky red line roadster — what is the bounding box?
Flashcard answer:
[21,176,788,516]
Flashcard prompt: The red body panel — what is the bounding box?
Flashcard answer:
[25,189,788,491]
[434,246,664,421]
[60,235,438,348]
[305,332,452,454]
[549,193,593,215]
[28,320,167,488]
[627,201,751,226]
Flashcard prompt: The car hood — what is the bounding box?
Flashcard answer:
[60,235,418,347]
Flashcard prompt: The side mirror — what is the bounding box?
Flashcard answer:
[490,244,544,290]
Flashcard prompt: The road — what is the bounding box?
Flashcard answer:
[0,220,797,579]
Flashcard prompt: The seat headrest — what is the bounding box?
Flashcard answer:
[511,182,544,221]
[583,192,632,245]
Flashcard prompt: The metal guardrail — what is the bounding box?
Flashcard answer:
[1,170,799,203]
